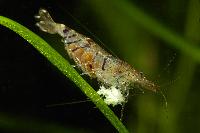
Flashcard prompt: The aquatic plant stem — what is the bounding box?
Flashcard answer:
[0,16,129,133]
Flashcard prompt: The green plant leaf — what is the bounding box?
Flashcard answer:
[0,16,129,133]
[116,0,200,62]
[89,0,200,63]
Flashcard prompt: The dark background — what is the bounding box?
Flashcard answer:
[0,0,200,133]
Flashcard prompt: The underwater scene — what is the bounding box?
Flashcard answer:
[0,0,200,133]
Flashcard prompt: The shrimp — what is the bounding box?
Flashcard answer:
[35,9,159,106]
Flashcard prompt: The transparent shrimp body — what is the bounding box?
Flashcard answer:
[35,9,158,106]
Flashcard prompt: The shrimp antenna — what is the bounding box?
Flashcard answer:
[46,99,91,107]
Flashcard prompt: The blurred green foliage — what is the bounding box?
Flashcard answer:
[0,112,87,133]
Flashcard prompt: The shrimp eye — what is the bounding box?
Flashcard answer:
[63,28,69,33]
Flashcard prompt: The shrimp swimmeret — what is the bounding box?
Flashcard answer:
[35,9,159,106]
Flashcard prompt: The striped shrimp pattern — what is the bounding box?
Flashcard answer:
[35,9,158,106]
